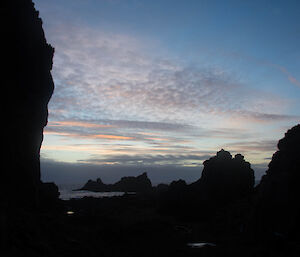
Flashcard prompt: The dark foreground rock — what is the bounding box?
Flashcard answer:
[6,193,300,257]
[253,124,300,239]
[2,0,55,209]
[1,0,59,254]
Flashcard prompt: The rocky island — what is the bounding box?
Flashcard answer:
[79,172,152,192]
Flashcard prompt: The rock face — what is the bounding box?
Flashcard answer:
[80,172,153,192]
[192,149,255,203]
[159,150,255,219]
[3,0,54,209]
[254,124,300,238]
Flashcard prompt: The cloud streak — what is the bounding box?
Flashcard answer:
[78,153,212,166]
[274,65,300,88]
[222,140,277,153]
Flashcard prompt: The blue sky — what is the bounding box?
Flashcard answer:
[34,0,300,184]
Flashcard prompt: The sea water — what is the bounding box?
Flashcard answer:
[58,184,125,200]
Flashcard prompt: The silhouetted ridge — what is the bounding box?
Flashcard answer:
[80,172,152,192]
[3,0,55,209]
[254,124,300,238]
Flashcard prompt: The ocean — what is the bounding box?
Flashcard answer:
[58,184,125,200]
[58,180,262,200]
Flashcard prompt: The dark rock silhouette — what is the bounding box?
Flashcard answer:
[80,178,108,192]
[170,179,188,189]
[154,183,169,192]
[159,150,255,220]
[158,179,189,216]
[114,172,152,192]
[2,1,61,254]
[3,0,55,209]
[38,182,60,211]
[192,149,255,203]
[80,172,153,192]
[254,124,300,239]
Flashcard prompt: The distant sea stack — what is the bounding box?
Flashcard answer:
[80,172,153,193]
[3,1,54,209]
[254,124,300,238]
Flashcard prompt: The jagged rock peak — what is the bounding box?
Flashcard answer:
[216,149,232,160]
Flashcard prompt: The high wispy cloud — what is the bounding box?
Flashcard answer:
[46,24,297,128]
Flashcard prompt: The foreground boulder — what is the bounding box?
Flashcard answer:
[254,124,300,239]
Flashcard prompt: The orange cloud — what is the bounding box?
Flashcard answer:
[138,132,162,136]
[92,134,134,140]
[145,137,170,141]
[44,130,134,141]
[44,131,70,136]
[48,121,114,128]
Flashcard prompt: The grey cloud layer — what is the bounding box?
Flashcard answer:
[41,158,267,185]
[223,140,278,153]
[45,118,253,143]
[80,153,212,166]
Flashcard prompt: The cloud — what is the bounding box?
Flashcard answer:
[44,118,192,142]
[79,153,212,166]
[41,157,266,185]
[222,140,277,153]
[217,49,300,89]
[275,65,300,88]
[46,119,195,133]
[36,20,299,169]
[228,111,299,124]
[40,158,202,185]
[44,117,261,150]
[44,130,135,141]
[45,23,295,128]
[48,121,114,128]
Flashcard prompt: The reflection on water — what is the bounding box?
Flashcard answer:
[187,242,216,248]
[59,189,125,200]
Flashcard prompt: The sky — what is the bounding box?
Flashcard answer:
[34,0,300,185]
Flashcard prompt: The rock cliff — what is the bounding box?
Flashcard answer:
[254,124,300,238]
[2,0,54,209]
